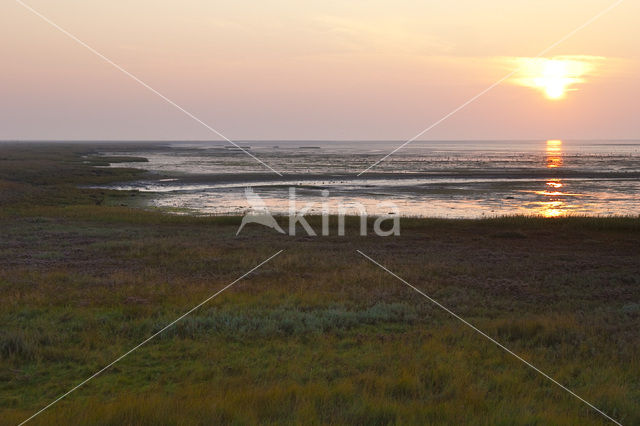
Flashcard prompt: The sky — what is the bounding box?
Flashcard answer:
[1,0,639,141]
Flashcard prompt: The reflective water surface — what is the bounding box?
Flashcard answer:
[99,140,640,218]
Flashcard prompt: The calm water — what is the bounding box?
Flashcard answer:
[100,140,640,218]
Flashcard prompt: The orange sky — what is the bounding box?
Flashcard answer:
[1,0,638,140]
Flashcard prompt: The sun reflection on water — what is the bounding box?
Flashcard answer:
[539,140,565,217]
[546,140,563,168]
[539,200,565,218]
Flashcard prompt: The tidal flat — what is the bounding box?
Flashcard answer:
[0,143,639,425]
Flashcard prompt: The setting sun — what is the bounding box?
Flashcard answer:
[538,60,571,99]
[509,56,602,100]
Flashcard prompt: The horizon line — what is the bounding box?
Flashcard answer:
[1,138,639,143]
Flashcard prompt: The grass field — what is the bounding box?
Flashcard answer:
[1,143,639,425]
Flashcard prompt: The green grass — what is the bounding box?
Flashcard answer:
[0,143,639,425]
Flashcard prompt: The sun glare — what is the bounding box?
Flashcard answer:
[538,61,570,99]
[509,56,602,100]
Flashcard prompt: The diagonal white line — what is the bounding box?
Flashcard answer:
[14,0,283,176]
[356,249,622,425]
[18,250,284,426]
[357,0,626,176]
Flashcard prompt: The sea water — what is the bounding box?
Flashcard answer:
[100,140,640,218]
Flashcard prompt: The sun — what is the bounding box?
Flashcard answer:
[536,60,571,99]
[509,56,601,101]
